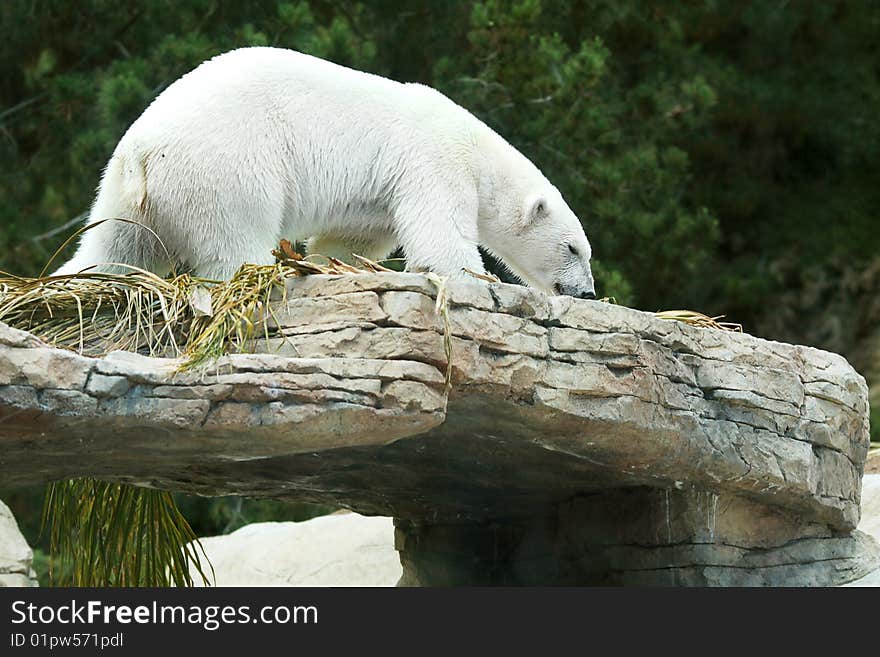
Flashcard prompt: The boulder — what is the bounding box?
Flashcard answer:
[188,513,399,586]
[0,272,876,585]
[0,499,37,587]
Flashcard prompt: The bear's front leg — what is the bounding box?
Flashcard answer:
[392,188,486,279]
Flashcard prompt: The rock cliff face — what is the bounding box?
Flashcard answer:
[0,273,876,585]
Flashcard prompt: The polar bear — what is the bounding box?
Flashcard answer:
[54,47,596,298]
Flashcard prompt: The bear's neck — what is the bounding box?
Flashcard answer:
[472,125,546,224]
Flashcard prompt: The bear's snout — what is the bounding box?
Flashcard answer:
[554,282,597,300]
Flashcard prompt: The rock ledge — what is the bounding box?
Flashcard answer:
[0,273,875,586]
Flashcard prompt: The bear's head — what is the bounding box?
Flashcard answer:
[483,185,596,299]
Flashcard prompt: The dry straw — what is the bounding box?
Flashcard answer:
[0,240,431,368]
[652,309,742,332]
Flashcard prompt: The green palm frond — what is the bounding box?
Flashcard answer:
[42,479,213,587]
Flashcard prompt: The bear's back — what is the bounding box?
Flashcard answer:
[130,49,415,131]
[116,48,482,175]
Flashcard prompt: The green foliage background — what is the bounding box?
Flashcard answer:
[1,0,878,573]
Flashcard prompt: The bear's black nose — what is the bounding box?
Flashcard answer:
[578,290,597,300]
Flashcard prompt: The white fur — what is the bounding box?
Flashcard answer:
[55,47,595,297]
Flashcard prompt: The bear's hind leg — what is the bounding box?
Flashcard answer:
[190,239,278,280]
[52,216,175,277]
[307,233,397,265]
[356,233,398,264]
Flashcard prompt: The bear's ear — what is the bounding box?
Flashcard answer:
[522,194,549,226]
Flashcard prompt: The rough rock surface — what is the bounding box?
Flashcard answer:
[0,500,37,587]
[0,272,875,585]
[396,489,880,586]
[187,513,399,586]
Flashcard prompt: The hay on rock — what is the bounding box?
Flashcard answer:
[0,240,740,372]
[0,242,407,368]
[653,309,742,332]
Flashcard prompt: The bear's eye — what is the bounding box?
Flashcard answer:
[568,244,579,257]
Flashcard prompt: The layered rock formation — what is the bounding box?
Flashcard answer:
[0,272,876,585]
